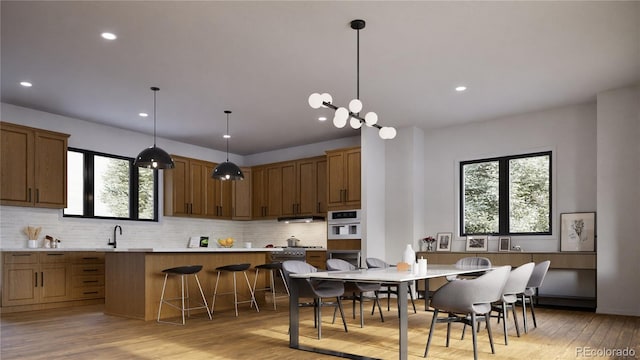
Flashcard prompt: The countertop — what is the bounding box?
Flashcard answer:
[1,247,283,253]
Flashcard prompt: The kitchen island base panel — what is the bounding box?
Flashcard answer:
[105,251,270,321]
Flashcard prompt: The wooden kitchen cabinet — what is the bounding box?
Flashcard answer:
[282,156,327,217]
[164,155,232,219]
[306,250,327,270]
[232,167,252,220]
[2,252,71,307]
[70,252,105,300]
[1,122,69,208]
[326,147,361,210]
[252,164,283,219]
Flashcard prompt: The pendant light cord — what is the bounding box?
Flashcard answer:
[356,26,360,101]
[225,111,231,162]
[152,87,159,147]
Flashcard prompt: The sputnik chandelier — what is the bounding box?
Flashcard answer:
[308,19,396,140]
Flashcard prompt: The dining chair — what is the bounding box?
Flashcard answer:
[482,262,535,345]
[365,257,417,315]
[446,257,492,281]
[281,260,348,339]
[326,258,384,327]
[520,260,551,333]
[424,266,511,360]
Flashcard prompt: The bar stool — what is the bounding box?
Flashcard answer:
[211,263,259,316]
[252,262,290,310]
[157,265,212,325]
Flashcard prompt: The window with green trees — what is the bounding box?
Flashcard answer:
[460,151,551,236]
[64,148,158,221]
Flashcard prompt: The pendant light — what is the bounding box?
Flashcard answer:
[212,110,244,181]
[308,19,396,140]
[134,87,175,169]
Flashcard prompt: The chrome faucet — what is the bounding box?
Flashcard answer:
[109,225,122,248]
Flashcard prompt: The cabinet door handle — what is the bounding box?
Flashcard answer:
[28,188,32,202]
[83,280,99,284]
[34,272,38,287]
[36,189,40,203]
[41,271,44,287]
[185,203,189,213]
[83,269,99,272]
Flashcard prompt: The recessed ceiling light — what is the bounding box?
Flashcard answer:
[138,112,148,117]
[101,32,117,40]
[318,116,327,121]
[223,134,231,139]
[20,81,33,87]
[455,86,467,92]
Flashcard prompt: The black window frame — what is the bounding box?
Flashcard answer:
[64,147,159,222]
[459,151,552,237]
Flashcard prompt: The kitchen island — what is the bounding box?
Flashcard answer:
[104,248,282,321]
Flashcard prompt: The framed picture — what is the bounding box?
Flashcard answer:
[560,212,596,252]
[466,235,488,252]
[499,237,511,252]
[436,232,452,252]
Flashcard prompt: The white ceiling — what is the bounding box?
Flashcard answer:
[2,1,639,155]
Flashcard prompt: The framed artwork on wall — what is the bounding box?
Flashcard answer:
[436,232,452,252]
[499,237,511,252]
[560,212,596,252]
[466,235,488,252]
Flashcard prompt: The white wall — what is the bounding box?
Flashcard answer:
[418,103,597,252]
[384,127,425,263]
[595,85,640,316]
[0,103,327,250]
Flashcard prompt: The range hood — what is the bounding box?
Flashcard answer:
[277,215,325,223]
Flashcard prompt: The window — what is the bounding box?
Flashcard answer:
[460,151,551,236]
[64,148,158,221]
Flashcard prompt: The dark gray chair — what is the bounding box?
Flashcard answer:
[424,266,511,360]
[520,260,550,333]
[326,258,384,327]
[282,260,348,339]
[365,257,417,315]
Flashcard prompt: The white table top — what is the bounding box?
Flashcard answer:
[291,264,492,283]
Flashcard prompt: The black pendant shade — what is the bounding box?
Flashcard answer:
[134,87,175,169]
[212,161,244,180]
[134,145,175,169]
[212,110,244,181]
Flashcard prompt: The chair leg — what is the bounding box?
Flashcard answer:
[180,275,186,325]
[317,298,322,339]
[529,295,538,328]
[269,269,277,310]
[461,322,466,340]
[446,321,452,347]
[157,273,169,322]
[242,271,259,312]
[485,313,495,354]
[424,309,439,357]
[408,284,417,314]
[211,271,221,313]
[502,302,508,345]
[358,292,364,328]
[337,297,348,333]
[521,294,528,333]
[471,313,478,360]
[374,291,384,322]
[194,274,212,320]
[511,303,521,337]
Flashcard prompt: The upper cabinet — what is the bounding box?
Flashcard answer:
[253,156,327,219]
[282,156,327,217]
[164,155,231,219]
[1,122,69,208]
[252,164,283,219]
[326,147,361,210]
[232,167,251,220]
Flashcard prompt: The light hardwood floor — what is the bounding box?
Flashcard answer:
[1,300,638,359]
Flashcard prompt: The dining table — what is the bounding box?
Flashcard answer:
[288,263,493,360]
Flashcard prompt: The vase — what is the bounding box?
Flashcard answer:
[427,244,433,252]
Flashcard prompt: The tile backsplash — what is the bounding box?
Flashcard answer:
[0,206,327,249]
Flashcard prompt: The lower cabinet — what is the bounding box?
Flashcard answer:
[306,251,327,270]
[1,251,104,310]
